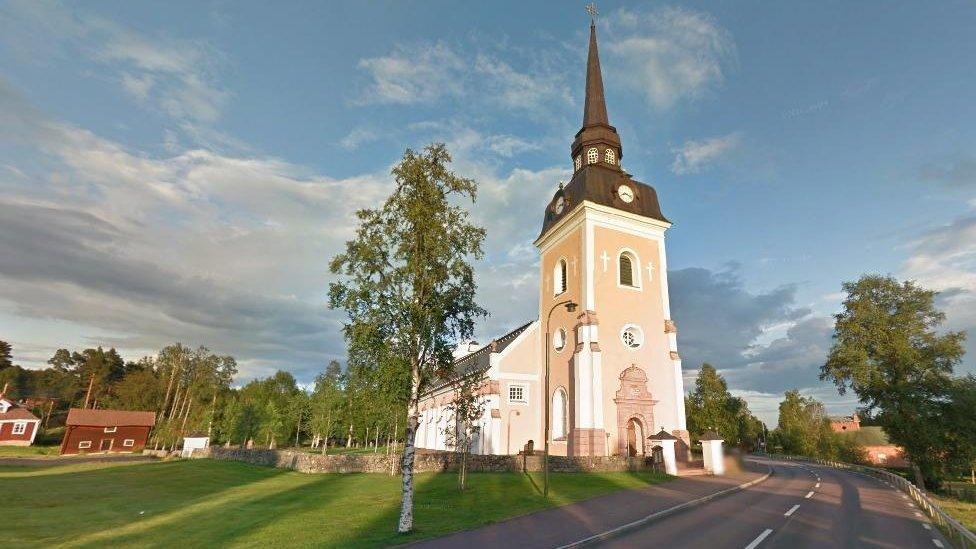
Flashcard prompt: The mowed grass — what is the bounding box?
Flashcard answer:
[3,459,670,548]
[0,444,59,456]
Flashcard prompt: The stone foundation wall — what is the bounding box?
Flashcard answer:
[191,446,662,475]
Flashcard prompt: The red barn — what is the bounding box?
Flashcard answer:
[0,396,41,446]
[60,408,156,455]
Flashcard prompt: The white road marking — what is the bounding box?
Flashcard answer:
[815,482,820,488]
[805,491,814,499]
[923,523,932,530]
[744,528,774,549]
[932,539,944,547]
[784,504,800,517]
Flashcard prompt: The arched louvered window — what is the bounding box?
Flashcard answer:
[587,147,598,164]
[574,155,582,170]
[605,148,616,165]
[553,258,568,295]
[619,251,639,288]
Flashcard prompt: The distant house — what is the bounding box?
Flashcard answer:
[835,423,908,468]
[829,413,861,432]
[60,408,156,455]
[0,395,41,446]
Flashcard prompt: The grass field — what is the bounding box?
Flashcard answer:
[0,444,59,457]
[932,494,976,533]
[3,458,669,547]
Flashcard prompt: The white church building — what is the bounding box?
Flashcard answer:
[417,19,689,459]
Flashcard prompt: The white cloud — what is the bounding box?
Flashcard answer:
[604,6,736,109]
[1,1,228,123]
[340,127,379,150]
[670,133,741,175]
[356,42,465,105]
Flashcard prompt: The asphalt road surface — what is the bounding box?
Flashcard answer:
[595,457,949,548]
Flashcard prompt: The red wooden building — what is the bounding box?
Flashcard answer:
[0,395,41,446]
[60,408,156,455]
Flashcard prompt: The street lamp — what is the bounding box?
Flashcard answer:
[544,299,578,498]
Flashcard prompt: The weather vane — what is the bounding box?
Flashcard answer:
[585,2,599,21]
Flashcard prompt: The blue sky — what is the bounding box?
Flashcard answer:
[2,1,975,424]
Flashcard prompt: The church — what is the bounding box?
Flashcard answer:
[416,19,689,459]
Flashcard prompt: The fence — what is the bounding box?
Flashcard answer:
[770,454,976,548]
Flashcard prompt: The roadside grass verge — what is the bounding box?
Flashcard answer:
[3,458,669,547]
[930,493,976,533]
[0,444,59,457]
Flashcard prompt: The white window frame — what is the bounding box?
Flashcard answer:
[104,426,117,433]
[553,257,568,296]
[620,324,645,350]
[78,440,92,449]
[551,387,569,440]
[507,383,528,405]
[123,439,135,447]
[587,147,599,164]
[12,421,27,435]
[617,249,642,290]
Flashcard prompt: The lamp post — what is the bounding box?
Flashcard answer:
[544,299,578,498]
[507,409,520,455]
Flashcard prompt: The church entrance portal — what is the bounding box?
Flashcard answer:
[626,418,645,456]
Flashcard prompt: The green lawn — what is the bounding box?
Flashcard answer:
[3,459,669,548]
[0,444,59,457]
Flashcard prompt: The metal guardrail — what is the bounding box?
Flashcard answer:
[768,453,976,548]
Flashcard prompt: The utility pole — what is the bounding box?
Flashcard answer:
[83,373,95,409]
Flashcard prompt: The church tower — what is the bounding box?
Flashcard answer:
[534,19,688,457]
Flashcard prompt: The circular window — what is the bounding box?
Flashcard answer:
[553,328,567,351]
[620,325,644,349]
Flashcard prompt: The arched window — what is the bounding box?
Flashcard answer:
[552,388,568,440]
[587,147,599,164]
[605,148,616,165]
[553,258,567,295]
[553,328,567,351]
[618,251,639,288]
[574,155,582,171]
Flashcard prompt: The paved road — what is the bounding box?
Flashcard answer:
[598,458,949,548]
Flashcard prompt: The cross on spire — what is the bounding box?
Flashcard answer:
[585,2,599,22]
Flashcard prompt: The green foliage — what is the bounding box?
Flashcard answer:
[769,389,858,462]
[0,340,12,370]
[684,363,764,450]
[821,275,970,484]
[328,143,486,532]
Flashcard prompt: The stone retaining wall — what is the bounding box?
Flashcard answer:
[191,446,662,475]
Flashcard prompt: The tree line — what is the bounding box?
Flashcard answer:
[0,342,405,452]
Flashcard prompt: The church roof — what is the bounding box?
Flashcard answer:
[541,20,669,239]
[540,167,669,237]
[425,321,534,394]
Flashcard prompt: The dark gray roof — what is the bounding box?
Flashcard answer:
[699,429,723,441]
[425,321,534,394]
[648,429,677,441]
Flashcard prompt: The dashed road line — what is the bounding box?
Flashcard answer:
[805,491,814,499]
[923,523,932,530]
[743,528,773,549]
[815,482,820,488]
[932,539,944,547]
[784,504,800,517]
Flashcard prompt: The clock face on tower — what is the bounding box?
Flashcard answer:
[554,196,566,214]
[617,185,634,203]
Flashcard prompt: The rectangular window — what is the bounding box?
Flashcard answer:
[12,422,27,435]
[104,426,117,433]
[123,439,135,447]
[78,441,92,449]
[508,384,527,404]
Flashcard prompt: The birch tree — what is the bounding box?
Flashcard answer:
[329,143,485,534]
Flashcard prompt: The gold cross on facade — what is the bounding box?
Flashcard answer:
[585,2,599,21]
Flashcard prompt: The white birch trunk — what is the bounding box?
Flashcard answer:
[397,367,421,534]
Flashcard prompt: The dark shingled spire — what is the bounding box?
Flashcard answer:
[583,22,609,127]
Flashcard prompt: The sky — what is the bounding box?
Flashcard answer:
[1,0,975,425]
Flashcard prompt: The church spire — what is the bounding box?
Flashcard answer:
[582,21,609,128]
[571,11,622,171]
